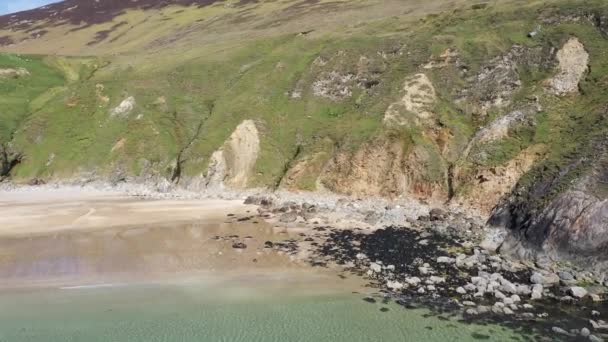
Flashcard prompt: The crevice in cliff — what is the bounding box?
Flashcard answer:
[446,163,455,202]
[274,144,302,190]
[0,144,22,179]
[171,101,215,184]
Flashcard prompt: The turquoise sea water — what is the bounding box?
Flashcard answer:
[0,280,531,342]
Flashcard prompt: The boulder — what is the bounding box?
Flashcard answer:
[568,286,588,299]
[581,328,591,337]
[356,253,368,260]
[369,262,382,273]
[531,284,543,300]
[479,229,506,253]
[516,284,532,296]
[406,277,422,285]
[437,256,455,264]
[552,327,575,337]
[429,208,447,221]
[429,276,446,284]
[530,272,560,286]
[387,280,404,290]
[589,335,604,342]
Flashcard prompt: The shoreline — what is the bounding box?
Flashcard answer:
[1,182,608,340]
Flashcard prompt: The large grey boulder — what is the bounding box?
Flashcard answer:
[530,272,560,286]
[568,286,588,299]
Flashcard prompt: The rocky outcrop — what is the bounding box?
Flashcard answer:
[457,45,552,117]
[464,109,536,157]
[546,37,589,95]
[0,67,29,78]
[490,133,608,273]
[206,120,260,189]
[0,145,21,179]
[312,71,354,101]
[110,96,136,117]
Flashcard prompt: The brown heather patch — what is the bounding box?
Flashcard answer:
[0,36,14,46]
[0,0,259,31]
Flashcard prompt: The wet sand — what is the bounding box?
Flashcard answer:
[0,188,358,291]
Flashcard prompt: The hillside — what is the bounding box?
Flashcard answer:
[1,0,608,271]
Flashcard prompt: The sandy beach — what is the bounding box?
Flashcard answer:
[0,187,255,237]
[0,187,354,290]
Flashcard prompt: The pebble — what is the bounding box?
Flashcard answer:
[456,287,467,294]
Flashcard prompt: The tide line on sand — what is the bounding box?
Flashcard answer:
[59,283,126,290]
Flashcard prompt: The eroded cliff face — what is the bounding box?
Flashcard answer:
[490,131,608,271]
[205,120,260,189]
[318,134,448,203]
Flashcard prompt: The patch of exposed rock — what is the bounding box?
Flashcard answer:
[110,96,136,117]
[383,73,437,127]
[464,108,536,157]
[423,48,461,70]
[457,45,551,117]
[206,120,260,189]
[0,67,29,78]
[312,71,355,101]
[546,37,589,95]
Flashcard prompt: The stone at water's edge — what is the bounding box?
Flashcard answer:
[479,228,506,253]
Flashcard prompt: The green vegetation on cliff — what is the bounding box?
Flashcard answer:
[1,0,608,214]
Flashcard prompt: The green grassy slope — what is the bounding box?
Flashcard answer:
[0,0,607,205]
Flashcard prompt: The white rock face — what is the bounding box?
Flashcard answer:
[547,37,589,95]
[206,120,260,189]
[111,96,136,117]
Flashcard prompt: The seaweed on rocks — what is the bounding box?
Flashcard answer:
[308,224,608,341]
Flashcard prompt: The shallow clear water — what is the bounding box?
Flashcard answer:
[0,280,530,342]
